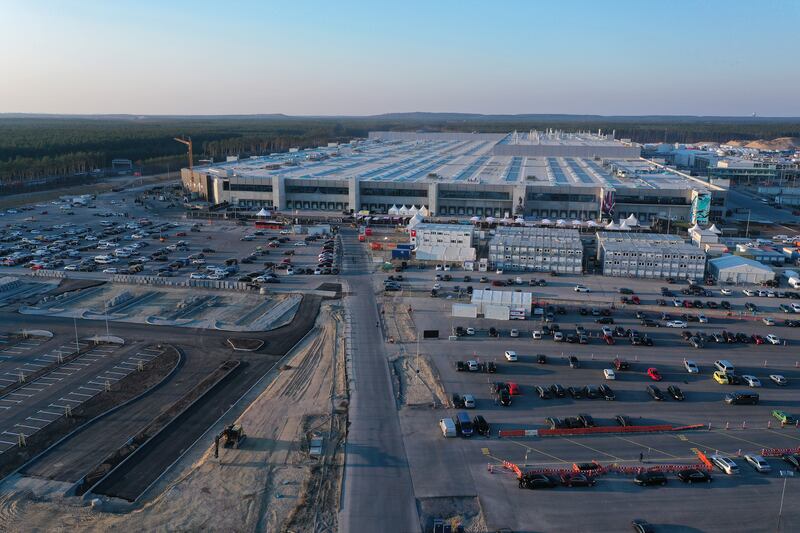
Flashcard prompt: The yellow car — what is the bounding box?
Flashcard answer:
[713,371,729,385]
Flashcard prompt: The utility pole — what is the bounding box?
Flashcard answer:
[745,209,751,238]
[777,476,787,532]
[73,317,80,354]
[104,300,110,337]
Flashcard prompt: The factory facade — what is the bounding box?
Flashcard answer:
[596,231,707,280]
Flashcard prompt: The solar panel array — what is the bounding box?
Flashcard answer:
[503,157,523,182]
[546,158,569,184]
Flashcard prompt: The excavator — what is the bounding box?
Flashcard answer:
[214,424,246,457]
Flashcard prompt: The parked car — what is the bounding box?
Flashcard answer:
[677,469,712,483]
[646,385,665,401]
[711,454,739,475]
[473,415,490,436]
[744,454,772,473]
[633,471,667,486]
[667,385,684,400]
[684,360,699,374]
[646,367,662,381]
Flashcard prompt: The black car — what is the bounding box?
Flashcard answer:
[568,386,585,399]
[563,416,584,429]
[584,385,601,399]
[647,385,665,401]
[451,393,465,408]
[488,327,499,338]
[490,382,509,394]
[615,414,632,426]
[596,317,614,324]
[783,454,800,471]
[579,307,589,316]
[486,361,497,373]
[635,311,647,319]
[536,385,552,399]
[667,385,685,401]
[545,416,564,429]
[550,384,566,398]
[632,519,655,533]
[599,384,616,401]
[455,361,467,371]
[498,389,512,406]
[619,288,634,295]
[566,334,578,343]
[560,473,595,487]
[519,473,557,489]
[473,415,490,436]
[677,469,712,483]
[634,471,668,486]
[720,300,731,310]
[577,413,596,427]
[537,354,547,364]
[568,356,580,368]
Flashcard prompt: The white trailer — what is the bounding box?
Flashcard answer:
[451,303,478,319]
[484,304,510,321]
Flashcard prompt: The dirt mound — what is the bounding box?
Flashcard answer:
[417,496,488,533]
[725,137,800,151]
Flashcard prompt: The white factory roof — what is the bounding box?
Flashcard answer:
[709,255,774,272]
[471,289,532,309]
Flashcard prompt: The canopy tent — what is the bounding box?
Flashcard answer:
[418,205,430,217]
[407,212,424,228]
[605,221,619,230]
[256,208,271,217]
[624,214,639,227]
[388,205,400,215]
[619,221,632,231]
[485,216,496,223]
[708,224,722,234]
[408,205,419,216]
[540,218,552,225]
[689,223,702,233]
[469,216,481,222]
[398,205,409,216]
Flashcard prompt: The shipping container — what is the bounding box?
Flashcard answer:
[371,242,383,250]
[484,304,510,321]
[391,249,411,259]
[396,243,414,250]
[451,303,478,318]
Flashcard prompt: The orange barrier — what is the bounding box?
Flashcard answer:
[696,450,714,469]
[498,429,526,438]
[671,424,706,431]
[502,460,522,478]
[538,425,673,437]
[760,446,800,457]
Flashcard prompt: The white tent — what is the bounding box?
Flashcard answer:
[540,218,552,225]
[556,219,566,226]
[515,217,525,224]
[689,223,702,233]
[624,214,639,227]
[587,220,599,227]
[619,221,632,231]
[485,216,496,223]
[571,220,582,226]
[409,205,419,216]
[605,221,619,230]
[418,205,429,217]
[398,205,409,216]
[470,216,481,222]
[407,212,424,228]
[708,224,722,234]
[388,205,400,215]
[256,208,271,217]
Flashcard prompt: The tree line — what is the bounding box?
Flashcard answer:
[2,115,798,187]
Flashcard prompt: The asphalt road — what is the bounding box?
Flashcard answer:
[338,229,420,533]
[726,188,799,225]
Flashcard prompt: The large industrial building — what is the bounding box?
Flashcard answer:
[596,231,707,280]
[182,131,728,224]
[488,227,583,273]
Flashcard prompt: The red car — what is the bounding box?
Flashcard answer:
[631,296,641,305]
[753,335,765,345]
[683,300,693,308]
[647,367,663,381]
[492,280,504,287]
[603,334,615,345]
[507,382,521,395]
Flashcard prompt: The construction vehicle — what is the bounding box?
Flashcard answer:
[214,424,246,457]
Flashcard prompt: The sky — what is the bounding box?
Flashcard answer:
[1,0,799,116]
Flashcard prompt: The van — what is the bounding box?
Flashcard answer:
[439,418,456,438]
[725,392,759,405]
[714,360,735,374]
[454,412,474,437]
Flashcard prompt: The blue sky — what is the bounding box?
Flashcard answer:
[1,0,798,116]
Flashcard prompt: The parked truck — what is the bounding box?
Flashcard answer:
[783,270,800,288]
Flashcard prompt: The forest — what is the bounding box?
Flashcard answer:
[1,113,799,188]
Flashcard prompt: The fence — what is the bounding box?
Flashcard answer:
[25,269,255,292]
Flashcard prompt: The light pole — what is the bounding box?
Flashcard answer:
[777,476,788,532]
[73,317,80,353]
[745,209,752,238]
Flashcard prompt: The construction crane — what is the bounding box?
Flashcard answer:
[174,136,194,190]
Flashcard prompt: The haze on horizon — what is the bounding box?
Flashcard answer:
[2,0,799,117]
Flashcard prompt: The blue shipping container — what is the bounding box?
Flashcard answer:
[392,249,411,260]
[396,243,414,250]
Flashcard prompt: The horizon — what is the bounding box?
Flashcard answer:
[2,0,799,116]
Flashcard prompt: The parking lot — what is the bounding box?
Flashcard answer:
[379,264,800,531]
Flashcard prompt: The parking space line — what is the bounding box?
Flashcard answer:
[0,439,16,445]
[679,436,734,456]
[27,417,52,423]
[80,386,102,392]
[612,435,680,459]
[506,439,571,464]
[0,399,21,404]
[23,362,45,368]
[3,431,28,437]
[69,391,92,398]
[561,437,624,461]
[710,430,770,449]
[39,377,61,381]
[49,404,67,409]
[0,406,9,410]
[88,381,106,386]
[39,410,60,416]
[49,372,71,377]
[14,424,40,430]
[58,398,81,403]
[106,370,127,375]
[8,392,32,398]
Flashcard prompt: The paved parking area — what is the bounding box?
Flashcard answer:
[382,268,800,531]
[0,342,164,454]
[0,334,49,364]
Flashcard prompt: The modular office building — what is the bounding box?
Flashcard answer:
[596,232,706,280]
[182,131,727,224]
[488,227,583,273]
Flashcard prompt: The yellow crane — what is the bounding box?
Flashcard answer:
[174,136,194,189]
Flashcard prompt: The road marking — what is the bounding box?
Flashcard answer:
[49,404,68,409]
[119,361,138,367]
[482,447,490,456]
[105,370,126,376]
[612,436,681,459]
[39,377,61,381]
[87,381,106,386]
[0,406,9,410]
[562,437,623,461]
[79,386,102,392]
[679,436,734,456]
[38,410,60,416]
[23,363,45,368]
[3,431,28,437]
[27,417,52,423]
[7,392,32,398]
[0,439,15,445]
[58,397,81,403]
[14,424,40,430]
[711,430,769,449]
[69,391,92,398]
[0,399,21,404]
[507,440,570,464]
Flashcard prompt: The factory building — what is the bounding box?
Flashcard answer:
[596,232,706,280]
[409,223,476,262]
[182,131,727,224]
[488,227,583,273]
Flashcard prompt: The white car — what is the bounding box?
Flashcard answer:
[432,283,442,291]
[673,299,683,307]
[684,359,700,373]
[666,320,687,328]
[743,289,755,296]
[742,375,761,387]
[603,369,616,380]
[504,350,518,362]
[64,264,78,271]
[496,269,504,275]
[698,314,708,323]
[766,334,780,345]
[466,360,479,372]
[720,288,732,295]
[762,317,775,326]
[711,454,739,475]
[744,454,771,473]
[435,265,443,271]
[510,329,519,338]
[532,330,542,340]
[770,374,788,386]
[293,241,307,246]
[189,273,207,279]
[553,331,564,342]
[102,268,118,274]
[192,259,206,265]
[574,285,589,292]
[466,327,475,336]
[313,269,322,275]
[443,264,451,271]
[462,394,476,408]
[601,326,613,337]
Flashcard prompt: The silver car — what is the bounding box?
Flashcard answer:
[744,454,771,473]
